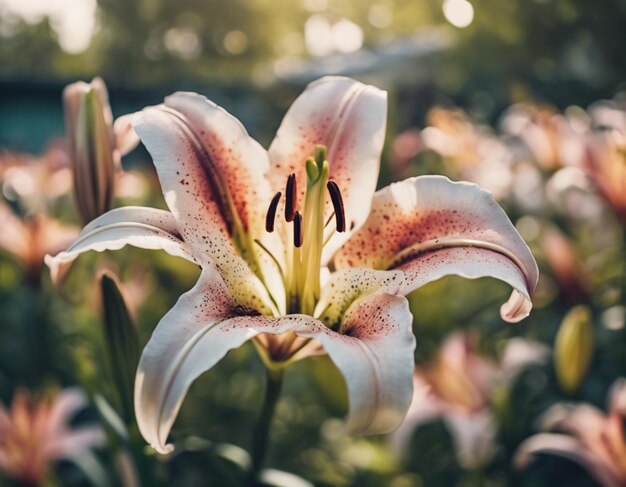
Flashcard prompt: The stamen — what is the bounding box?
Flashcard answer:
[254,239,284,280]
[293,211,303,247]
[324,212,335,229]
[285,173,297,222]
[265,191,282,232]
[327,181,346,232]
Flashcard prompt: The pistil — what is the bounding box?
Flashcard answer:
[298,148,329,315]
[265,145,347,318]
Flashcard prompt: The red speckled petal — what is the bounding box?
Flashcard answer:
[316,268,405,327]
[268,76,387,263]
[164,92,275,240]
[318,292,416,435]
[131,105,277,313]
[135,266,415,453]
[45,206,196,285]
[335,176,539,323]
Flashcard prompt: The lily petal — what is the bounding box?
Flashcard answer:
[45,206,196,284]
[315,268,404,326]
[609,377,626,415]
[48,388,89,432]
[268,76,387,262]
[515,433,620,487]
[135,267,415,453]
[320,292,416,434]
[500,337,550,380]
[131,101,278,313]
[444,411,497,468]
[164,92,286,309]
[162,92,275,238]
[113,114,140,157]
[47,427,106,459]
[335,176,539,323]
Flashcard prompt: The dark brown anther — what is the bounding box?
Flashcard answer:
[265,191,282,232]
[327,181,346,232]
[285,173,297,222]
[293,211,303,248]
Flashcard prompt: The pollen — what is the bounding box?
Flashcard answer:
[327,180,346,232]
[285,173,297,222]
[265,191,282,232]
[293,211,303,248]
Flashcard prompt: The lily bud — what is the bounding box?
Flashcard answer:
[554,305,594,394]
[64,77,116,225]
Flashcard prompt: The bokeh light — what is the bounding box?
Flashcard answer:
[442,0,475,28]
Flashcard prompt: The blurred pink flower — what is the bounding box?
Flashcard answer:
[500,103,575,171]
[393,332,548,467]
[578,101,626,222]
[0,203,77,281]
[529,99,626,222]
[540,226,590,304]
[516,378,626,487]
[0,146,79,281]
[417,107,515,200]
[0,388,105,485]
[0,143,73,214]
[0,141,146,281]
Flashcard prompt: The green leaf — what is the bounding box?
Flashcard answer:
[259,469,314,487]
[93,393,128,442]
[100,271,140,426]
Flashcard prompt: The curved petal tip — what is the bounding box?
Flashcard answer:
[500,289,533,323]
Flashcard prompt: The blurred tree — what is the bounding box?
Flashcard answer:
[1,0,624,107]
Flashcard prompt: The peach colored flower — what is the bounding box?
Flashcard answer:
[0,388,105,485]
[394,332,548,467]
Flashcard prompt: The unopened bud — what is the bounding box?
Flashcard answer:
[554,305,594,394]
[64,78,116,225]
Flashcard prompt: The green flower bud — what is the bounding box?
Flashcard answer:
[64,77,116,225]
[554,305,594,394]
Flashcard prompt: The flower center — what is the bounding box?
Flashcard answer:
[265,145,345,315]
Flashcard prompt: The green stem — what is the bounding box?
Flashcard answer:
[128,424,159,487]
[251,368,284,482]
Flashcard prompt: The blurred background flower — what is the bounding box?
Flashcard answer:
[0,387,105,486]
[515,378,626,487]
[393,331,548,469]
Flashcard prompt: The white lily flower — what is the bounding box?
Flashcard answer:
[46,76,538,454]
